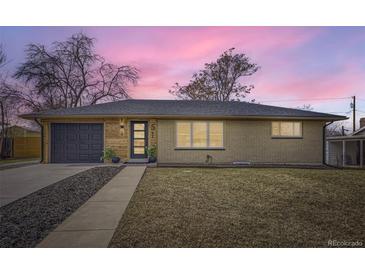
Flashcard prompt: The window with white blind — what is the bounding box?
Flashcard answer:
[272,121,302,137]
[176,121,224,148]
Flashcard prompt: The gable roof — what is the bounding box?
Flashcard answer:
[20,99,347,121]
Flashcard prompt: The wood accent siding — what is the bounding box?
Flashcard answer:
[105,118,128,160]
[157,119,325,164]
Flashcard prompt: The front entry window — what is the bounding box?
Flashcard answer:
[131,122,148,158]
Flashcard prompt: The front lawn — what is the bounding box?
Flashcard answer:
[109,168,365,248]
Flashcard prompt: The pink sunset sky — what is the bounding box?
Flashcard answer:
[1,26,365,127]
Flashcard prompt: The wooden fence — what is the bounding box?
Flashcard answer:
[13,137,41,158]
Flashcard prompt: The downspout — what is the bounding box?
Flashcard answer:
[323,121,334,167]
[34,118,43,163]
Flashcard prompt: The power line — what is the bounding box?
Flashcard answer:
[260,97,352,103]
[255,96,361,122]
[327,111,352,114]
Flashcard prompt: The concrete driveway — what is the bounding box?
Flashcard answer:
[0,164,97,207]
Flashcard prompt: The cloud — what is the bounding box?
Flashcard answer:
[3,26,365,110]
[255,62,365,100]
[96,27,323,99]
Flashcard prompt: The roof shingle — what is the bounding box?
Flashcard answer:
[20,99,347,120]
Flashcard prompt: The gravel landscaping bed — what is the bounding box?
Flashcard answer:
[0,166,123,248]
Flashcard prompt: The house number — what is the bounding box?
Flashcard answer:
[151,124,156,138]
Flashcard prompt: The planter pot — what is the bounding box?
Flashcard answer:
[112,156,121,164]
[148,156,157,163]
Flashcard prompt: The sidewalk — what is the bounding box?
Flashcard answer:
[37,165,146,248]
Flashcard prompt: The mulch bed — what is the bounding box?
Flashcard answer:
[0,166,123,248]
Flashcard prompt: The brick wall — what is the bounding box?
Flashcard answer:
[157,119,325,164]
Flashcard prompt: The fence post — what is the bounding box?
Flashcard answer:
[342,140,346,167]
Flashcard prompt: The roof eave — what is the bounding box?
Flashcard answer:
[327,135,365,140]
[19,113,348,121]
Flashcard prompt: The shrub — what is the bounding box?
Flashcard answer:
[103,148,116,160]
[146,145,157,158]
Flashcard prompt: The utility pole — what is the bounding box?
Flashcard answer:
[351,96,356,132]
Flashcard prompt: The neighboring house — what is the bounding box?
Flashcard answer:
[20,99,346,165]
[327,118,365,168]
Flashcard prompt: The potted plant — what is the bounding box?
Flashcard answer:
[103,148,119,163]
[146,144,157,163]
[112,156,121,163]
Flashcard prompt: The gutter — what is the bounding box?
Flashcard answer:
[323,121,334,167]
[34,118,43,163]
[20,114,348,121]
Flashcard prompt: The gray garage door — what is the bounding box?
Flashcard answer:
[51,123,104,163]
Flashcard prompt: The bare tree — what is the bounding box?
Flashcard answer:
[0,45,8,139]
[0,44,6,69]
[169,48,260,101]
[326,121,348,137]
[0,82,20,133]
[0,46,21,158]
[297,104,314,111]
[14,33,139,111]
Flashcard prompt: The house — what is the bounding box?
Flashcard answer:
[326,118,365,168]
[20,99,346,165]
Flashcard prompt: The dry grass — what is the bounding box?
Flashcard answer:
[109,168,365,247]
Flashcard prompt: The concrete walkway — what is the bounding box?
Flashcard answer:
[37,165,146,248]
[0,164,97,206]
